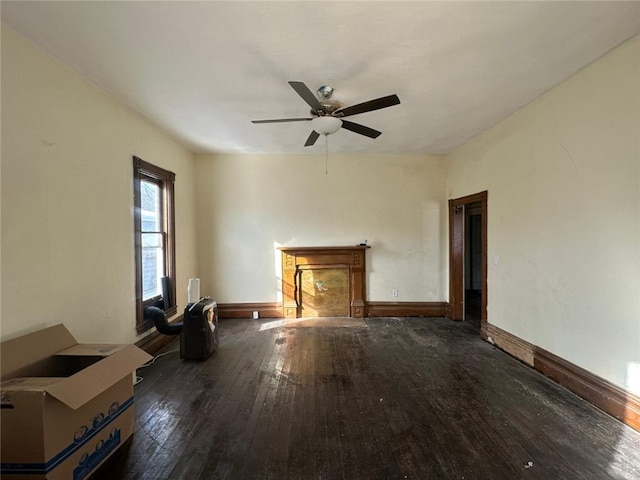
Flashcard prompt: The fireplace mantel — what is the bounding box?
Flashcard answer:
[279,245,369,318]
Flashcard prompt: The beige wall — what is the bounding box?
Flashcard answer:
[194,153,447,304]
[1,26,198,343]
[446,36,640,394]
[3,20,638,398]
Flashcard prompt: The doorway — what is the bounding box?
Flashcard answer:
[448,192,488,337]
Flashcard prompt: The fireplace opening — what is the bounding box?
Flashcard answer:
[299,267,349,317]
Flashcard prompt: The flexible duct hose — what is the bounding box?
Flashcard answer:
[144,306,183,335]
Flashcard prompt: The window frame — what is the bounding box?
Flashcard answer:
[133,156,177,333]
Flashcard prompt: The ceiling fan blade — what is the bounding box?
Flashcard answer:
[340,120,382,139]
[304,130,320,147]
[335,94,400,117]
[252,118,311,124]
[289,81,323,112]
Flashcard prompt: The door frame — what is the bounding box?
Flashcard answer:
[448,191,488,337]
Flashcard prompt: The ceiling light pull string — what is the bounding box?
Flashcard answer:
[325,134,329,175]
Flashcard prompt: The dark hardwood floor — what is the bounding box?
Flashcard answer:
[464,289,482,329]
[91,317,640,480]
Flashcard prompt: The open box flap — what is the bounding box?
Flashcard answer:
[55,344,127,356]
[43,344,152,409]
[1,324,77,380]
[1,377,65,391]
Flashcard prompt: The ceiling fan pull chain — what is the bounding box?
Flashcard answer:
[325,134,329,175]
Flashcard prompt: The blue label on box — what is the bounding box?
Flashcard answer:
[0,396,133,475]
[73,429,121,480]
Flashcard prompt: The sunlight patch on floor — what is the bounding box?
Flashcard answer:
[607,426,640,480]
[259,317,367,331]
[259,319,287,331]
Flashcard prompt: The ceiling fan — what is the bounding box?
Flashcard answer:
[252,81,400,147]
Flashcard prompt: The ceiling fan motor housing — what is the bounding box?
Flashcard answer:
[314,85,342,115]
[312,100,342,116]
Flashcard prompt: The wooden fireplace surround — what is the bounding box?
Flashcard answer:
[279,246,369,319]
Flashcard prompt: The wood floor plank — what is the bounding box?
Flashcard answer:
[265,329,304,478]
[90,317,640,480]
[206,324,282,478]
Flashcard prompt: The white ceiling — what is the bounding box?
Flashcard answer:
[2,1,639,155]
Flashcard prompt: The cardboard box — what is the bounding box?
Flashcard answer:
[0,324,152,480]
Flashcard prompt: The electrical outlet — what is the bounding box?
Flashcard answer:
[392,289,398,297]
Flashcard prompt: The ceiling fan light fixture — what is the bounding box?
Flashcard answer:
[311,116,342,135]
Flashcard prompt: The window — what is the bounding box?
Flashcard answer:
[133,156,176,333]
